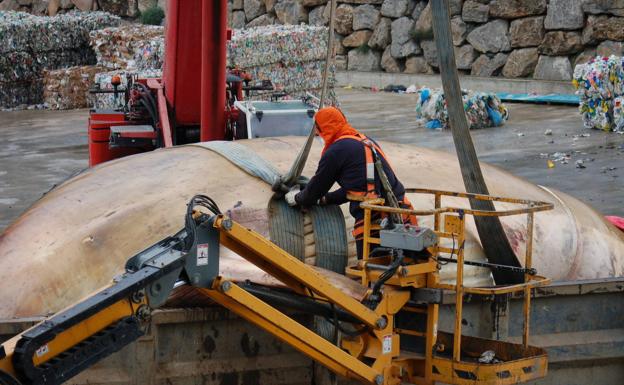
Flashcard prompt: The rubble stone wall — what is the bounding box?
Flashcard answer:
[228,0,624,81]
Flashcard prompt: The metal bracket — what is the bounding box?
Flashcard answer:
[184,217,221,288]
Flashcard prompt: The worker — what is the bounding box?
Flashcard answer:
[285,106,417,258]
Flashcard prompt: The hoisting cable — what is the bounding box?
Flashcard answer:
[276,0,337,192]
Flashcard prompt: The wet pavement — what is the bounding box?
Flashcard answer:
[0,109,88,230]
[340,89,624,218]
[1,89,623,231]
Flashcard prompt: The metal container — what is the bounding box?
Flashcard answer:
[234,100,316,139]
[2,278,622,385]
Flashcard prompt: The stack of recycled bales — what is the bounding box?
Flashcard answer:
[89,25,164,71]
[573,56,624,132]
[88,24,335,110]
[0,11,119,109]
[87,25,164,109]
[43,65,106,110]
[227,25,334,97]
[414,87,509,130]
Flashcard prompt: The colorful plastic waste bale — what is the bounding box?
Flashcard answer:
[414,87,509,130]
[573,55,624,132]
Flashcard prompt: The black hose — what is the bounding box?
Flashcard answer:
[241,282,360,324]
[371,249,405,298]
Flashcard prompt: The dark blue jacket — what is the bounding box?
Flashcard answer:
[295,137,405,221]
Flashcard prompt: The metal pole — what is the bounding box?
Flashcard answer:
[200,0,227,142]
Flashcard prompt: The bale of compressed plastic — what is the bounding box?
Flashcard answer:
[0,80,43,109]
[226,25,328,68]
[43,65,107,110]
[0,11,120,54]
[414,87,508,130]
[0,10,119,109]
[573,55,624,132]
[89,25,164,70]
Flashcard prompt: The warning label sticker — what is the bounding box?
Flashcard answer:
[197,243,209,266]
[36,344,49,357]
[382,335,392,354]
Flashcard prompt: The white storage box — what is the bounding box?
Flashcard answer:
[234,100,316,139]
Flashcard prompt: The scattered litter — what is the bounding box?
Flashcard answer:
[547,160,555,168]
[414,87,509,130]
[544,129,553,135]
[405,84,418,94]
[575,159,586,169]
[551,152,571,164]
[517,133,525,137]
[384,85,403,93]
[385,84,407,93]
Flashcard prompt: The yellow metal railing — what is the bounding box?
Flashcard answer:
[358,188,553,362]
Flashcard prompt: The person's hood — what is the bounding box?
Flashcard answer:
[315,107,360,154]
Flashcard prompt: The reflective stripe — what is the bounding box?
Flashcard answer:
[366,162,375,183]
[335,134,379,198]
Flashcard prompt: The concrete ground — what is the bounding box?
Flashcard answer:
[1,89,623,231]
[340,89,624,217]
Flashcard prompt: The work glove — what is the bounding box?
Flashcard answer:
[285,186,300,207]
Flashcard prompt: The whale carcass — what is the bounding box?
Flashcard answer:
[0,137,623,319]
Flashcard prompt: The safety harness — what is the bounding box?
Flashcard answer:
[334,134,418,241]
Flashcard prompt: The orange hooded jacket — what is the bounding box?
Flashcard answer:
[315,107,360,154]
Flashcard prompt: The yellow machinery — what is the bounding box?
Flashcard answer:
[0,191,552,385]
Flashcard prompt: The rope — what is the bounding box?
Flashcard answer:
[280,0,337,190]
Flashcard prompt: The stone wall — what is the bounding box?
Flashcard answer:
[228,0,624,81]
